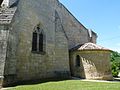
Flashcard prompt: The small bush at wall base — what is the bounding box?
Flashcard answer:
[111,51,120,77]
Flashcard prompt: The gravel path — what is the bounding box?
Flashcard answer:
[72,77,120,83]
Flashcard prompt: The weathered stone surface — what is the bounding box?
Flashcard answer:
[0,7,17,24]
[70,50,113,80]
[7,0,70,81]
[0,27,9,86]
[54,0,97,49]
[0,0,104,87]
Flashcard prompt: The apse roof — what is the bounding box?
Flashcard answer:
[70,42,111,51]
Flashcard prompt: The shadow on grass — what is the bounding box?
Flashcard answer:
[3,78,72,88]
[3,77,120,88]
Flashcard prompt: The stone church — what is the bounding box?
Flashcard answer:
[0,0,112,87]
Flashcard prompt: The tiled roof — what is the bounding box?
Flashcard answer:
[0,7,17,24]
[70,42,110,51]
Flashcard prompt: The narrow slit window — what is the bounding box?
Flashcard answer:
[32,32,37,51]
[39,33,43,52]
[76,55,80,67]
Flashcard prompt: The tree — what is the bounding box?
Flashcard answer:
[111,51,120,77]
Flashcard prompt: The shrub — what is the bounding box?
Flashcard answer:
[111,51,120,77]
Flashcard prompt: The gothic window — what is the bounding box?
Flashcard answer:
[76,55,80,67]
[32,26,44,53]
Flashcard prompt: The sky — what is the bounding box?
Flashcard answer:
[60,0,120,52]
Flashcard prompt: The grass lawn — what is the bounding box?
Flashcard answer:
[8,80,120,90]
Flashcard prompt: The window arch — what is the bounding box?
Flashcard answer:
[76,55,80,67]
[32,25,45,53]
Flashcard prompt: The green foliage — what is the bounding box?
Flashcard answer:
[111,51,120,77]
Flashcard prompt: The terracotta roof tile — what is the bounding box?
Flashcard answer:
[70,42,110,51]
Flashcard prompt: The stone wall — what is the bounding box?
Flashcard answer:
[4,0,70,82]
[0,0,98,86]
[54,11,70,77]
[70,50,113,80]
[3,24,18,86]
[69,51,85,78]
[55,0,97,49]
[0,26,9,87]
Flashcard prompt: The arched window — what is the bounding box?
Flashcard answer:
[32,26,44,53]
[76,55,80,67]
